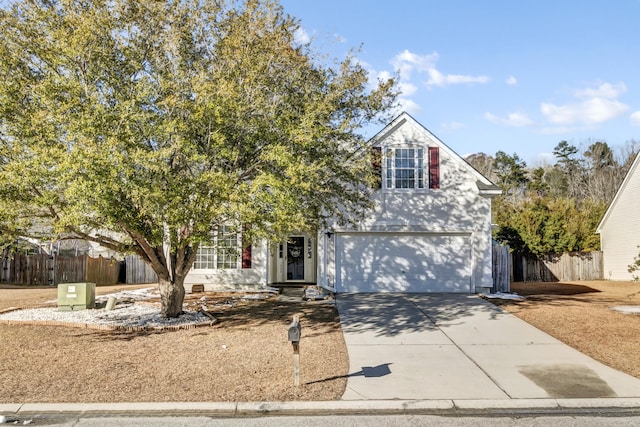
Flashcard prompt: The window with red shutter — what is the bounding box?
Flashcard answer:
[241,244,252,269]
[428,146,440,189]
[242,226,252,269]
[371,146,382,188]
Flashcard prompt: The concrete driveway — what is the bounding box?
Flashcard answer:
[336,293,640,401]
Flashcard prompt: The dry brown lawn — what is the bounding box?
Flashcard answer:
[491,280,640,380]
[0,284,348,403]
[2,281,640,403]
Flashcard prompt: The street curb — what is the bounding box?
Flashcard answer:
[3,399,640,417]
[0,404,21,414]
[555,398,640,408]
[235,400,454,415]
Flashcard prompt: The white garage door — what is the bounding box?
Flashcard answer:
[335,233,472,293]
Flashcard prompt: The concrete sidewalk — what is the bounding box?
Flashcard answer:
[336,293,640,401]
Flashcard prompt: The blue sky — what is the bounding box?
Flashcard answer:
[280,0,640,166]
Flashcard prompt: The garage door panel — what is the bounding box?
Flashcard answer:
[336,234,471,293]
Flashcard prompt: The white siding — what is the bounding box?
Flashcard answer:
[598,153,640,280]
[320,114,497,293]
[185,240,268,289]
[184,112,499,292]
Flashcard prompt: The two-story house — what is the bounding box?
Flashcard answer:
[185,112,501,293]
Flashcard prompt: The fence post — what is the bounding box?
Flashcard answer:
[84,254,88,283]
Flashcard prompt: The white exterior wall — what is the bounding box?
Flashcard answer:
[598,154,640,280]
[184,240,269,290]
[319,115,496,293]
[183,113,498,292]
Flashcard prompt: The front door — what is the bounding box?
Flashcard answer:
[286,236,305,281]
[273,234,316,283]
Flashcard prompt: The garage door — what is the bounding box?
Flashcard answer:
[335,233,472,293]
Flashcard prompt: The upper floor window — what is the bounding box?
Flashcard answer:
[385,148,424,189]
[379,146,439,190]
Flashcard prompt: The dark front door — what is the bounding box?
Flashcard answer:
[287,236,305,281]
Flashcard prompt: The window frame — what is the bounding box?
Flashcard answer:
[384,146,425,190]
[193,225,242,270]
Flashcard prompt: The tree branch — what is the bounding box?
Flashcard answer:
[120,224,170,280]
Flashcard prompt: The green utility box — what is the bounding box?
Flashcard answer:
[57,282,96,311]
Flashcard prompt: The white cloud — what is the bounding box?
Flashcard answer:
[506,76,518,86]
[540,81,630,127]
[427,69,489,87]
[396,98,421,115]
[574,82,626,99]
[362,63,392,91]
[293,26,311,46]
[541,98,629,126]
[380,49,489,114]
[384,49,490,113]
[631,111,640,126]
[391,50,439,81]
[398,81,418,97]
[385,50,439,114]
[390,49,489,88]
[484,111,534,127]
[376,69,392,80]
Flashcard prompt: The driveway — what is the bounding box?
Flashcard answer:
[336,293,640,400]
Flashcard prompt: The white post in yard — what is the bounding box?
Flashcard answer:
[288,315,302,386]
[293,341,300,386]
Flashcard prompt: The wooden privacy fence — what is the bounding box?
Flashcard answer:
[511,251,603,282]
[125,255,158,284]
[492,241,510,292]
[1,254,122,286]
[86,255,122,285]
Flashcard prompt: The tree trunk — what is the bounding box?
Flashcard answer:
[158,276,186,318]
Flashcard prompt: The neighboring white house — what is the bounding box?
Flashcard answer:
[596,151,640,280]
[185,112,502,293]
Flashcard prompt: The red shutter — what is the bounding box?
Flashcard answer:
[371,146,382,188]
[241,226,252,269]
[428,147,440,189]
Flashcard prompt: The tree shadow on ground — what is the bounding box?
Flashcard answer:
[86,299,341,343]
[490,282,615,310]
[511,282,602,297]
[336,293,504,337]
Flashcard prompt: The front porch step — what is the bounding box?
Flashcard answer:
[277,286,305,302]
[272,282,316,288]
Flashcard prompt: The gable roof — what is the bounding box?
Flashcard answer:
[596,150,640,233]
[369,112,501,196]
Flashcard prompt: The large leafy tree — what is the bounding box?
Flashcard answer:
[0,0,397,316]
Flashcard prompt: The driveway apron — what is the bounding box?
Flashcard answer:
[336,293,640,401]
